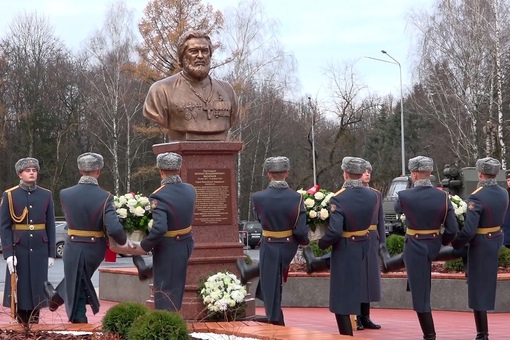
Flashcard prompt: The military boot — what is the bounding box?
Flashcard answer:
[358,303,381,329]
[44,281,64,312]
[417,312,436,340]
[474,310,489,340]
[335,314,353,336]
[379,244,406,273]
[133,255,153,280]
[302,247,330,274]
[236,258,259,285]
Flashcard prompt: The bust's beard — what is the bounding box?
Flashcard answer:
[186,64,210,80]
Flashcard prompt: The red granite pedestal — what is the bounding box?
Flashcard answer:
[150,141,255,321]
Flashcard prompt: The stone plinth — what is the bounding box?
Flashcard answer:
[150,141,253,320]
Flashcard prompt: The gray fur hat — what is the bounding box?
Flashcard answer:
[157,152,182,170]
[365,161,372,171]
[15,157,40,174]
[476,157,500,175]
[263,156,290,173]
[77,152,104,171]
[341,157,367,175]
[408,156,433,173]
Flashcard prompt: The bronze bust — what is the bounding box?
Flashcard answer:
[143,30,239,141]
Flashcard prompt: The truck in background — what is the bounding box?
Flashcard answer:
[382,165,506,236]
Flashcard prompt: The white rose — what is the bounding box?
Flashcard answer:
[455,207,464,216]
[139,196,150,206]
[304,198,315,208]
[314,192,325,200]
[133,206,145,217]
[321,193,334,206]
[124,193,134,199]
[309,210,318,218]
[114,201,122,208]
[319,208,329,220]
[297,189,306,195]
[118,196,127,205]
[116,208,127,219]
[127,198,138,207]
[148,219,153,230]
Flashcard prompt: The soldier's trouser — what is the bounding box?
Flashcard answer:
[474,310,488,340]
[417,312,436,340]
[71,279,88,323]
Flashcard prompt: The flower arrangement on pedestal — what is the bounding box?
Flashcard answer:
[198,271,247,321]
[297,185,333,232]
[113,192,153,239]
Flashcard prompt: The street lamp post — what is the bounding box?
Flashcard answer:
[365,52,406,175]
[381,50,405,176]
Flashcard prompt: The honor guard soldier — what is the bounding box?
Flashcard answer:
[0,157,56,324]
[131,152,196,312]
[237,156,309,326]
[44,152,133,323]
[392,156,458,340]
[452,157,508,340]
[302,160,385,331]
[316,157,377,336]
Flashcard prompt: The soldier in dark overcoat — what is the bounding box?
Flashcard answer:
[44,152,131,323]
[248,156,309,326]
[131,152,196,311]
[357,161,385,330]
[0,157,56,324]
[318,157,377,336]
[502,170,510,249]
[452,157,508,340]
[394,156,458,340]
[301,160,385,331]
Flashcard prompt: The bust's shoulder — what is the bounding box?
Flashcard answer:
[152,74,180,88]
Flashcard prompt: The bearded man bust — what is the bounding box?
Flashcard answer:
[142,30,239,141]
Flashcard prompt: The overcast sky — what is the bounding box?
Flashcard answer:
[0,0,435,100]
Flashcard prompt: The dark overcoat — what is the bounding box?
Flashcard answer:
[318,184,377,316]
[57,182,127,321]
[395,185,458,313]
[252,184,309,324]
[502,188,510,247]
[140,179,196,311]
[452,183,508,311]
[360,187,385,303]
[0,185,56,310]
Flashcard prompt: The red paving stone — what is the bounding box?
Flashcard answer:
[0,303,508,339]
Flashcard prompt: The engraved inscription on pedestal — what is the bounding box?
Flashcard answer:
[188,169,232,226]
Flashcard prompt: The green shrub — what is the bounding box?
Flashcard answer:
[444,258,465,272]
[499,247,510,268]
[127,310,189,340]
[102,302,150,338]
[386,235,405,256]
[309,240,331,257]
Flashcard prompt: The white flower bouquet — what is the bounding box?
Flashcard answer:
[198,271,247,321]
[113,192,153,236]
[297,185,333,232]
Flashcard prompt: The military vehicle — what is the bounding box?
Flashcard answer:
[382,165,507,235]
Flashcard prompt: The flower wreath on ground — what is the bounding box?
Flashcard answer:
[297,185,334,232]
[198,271,247,321]
[400,194,467,229]
[113,192,153,237]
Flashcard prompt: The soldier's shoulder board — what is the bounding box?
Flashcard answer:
[152,185,164,195]
[471,187,483,195]
[334,188,346,196]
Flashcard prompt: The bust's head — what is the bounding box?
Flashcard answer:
[178,30,213,80]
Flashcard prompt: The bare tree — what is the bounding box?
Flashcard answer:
[82,0,148,194]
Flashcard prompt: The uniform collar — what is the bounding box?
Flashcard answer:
[162,175,182,185]
[414,179,433,187]
[478,178,498,187]
[268,181,289,189]
[78,176,99,185]
[19,181,37,192]
[342,179,363,188]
